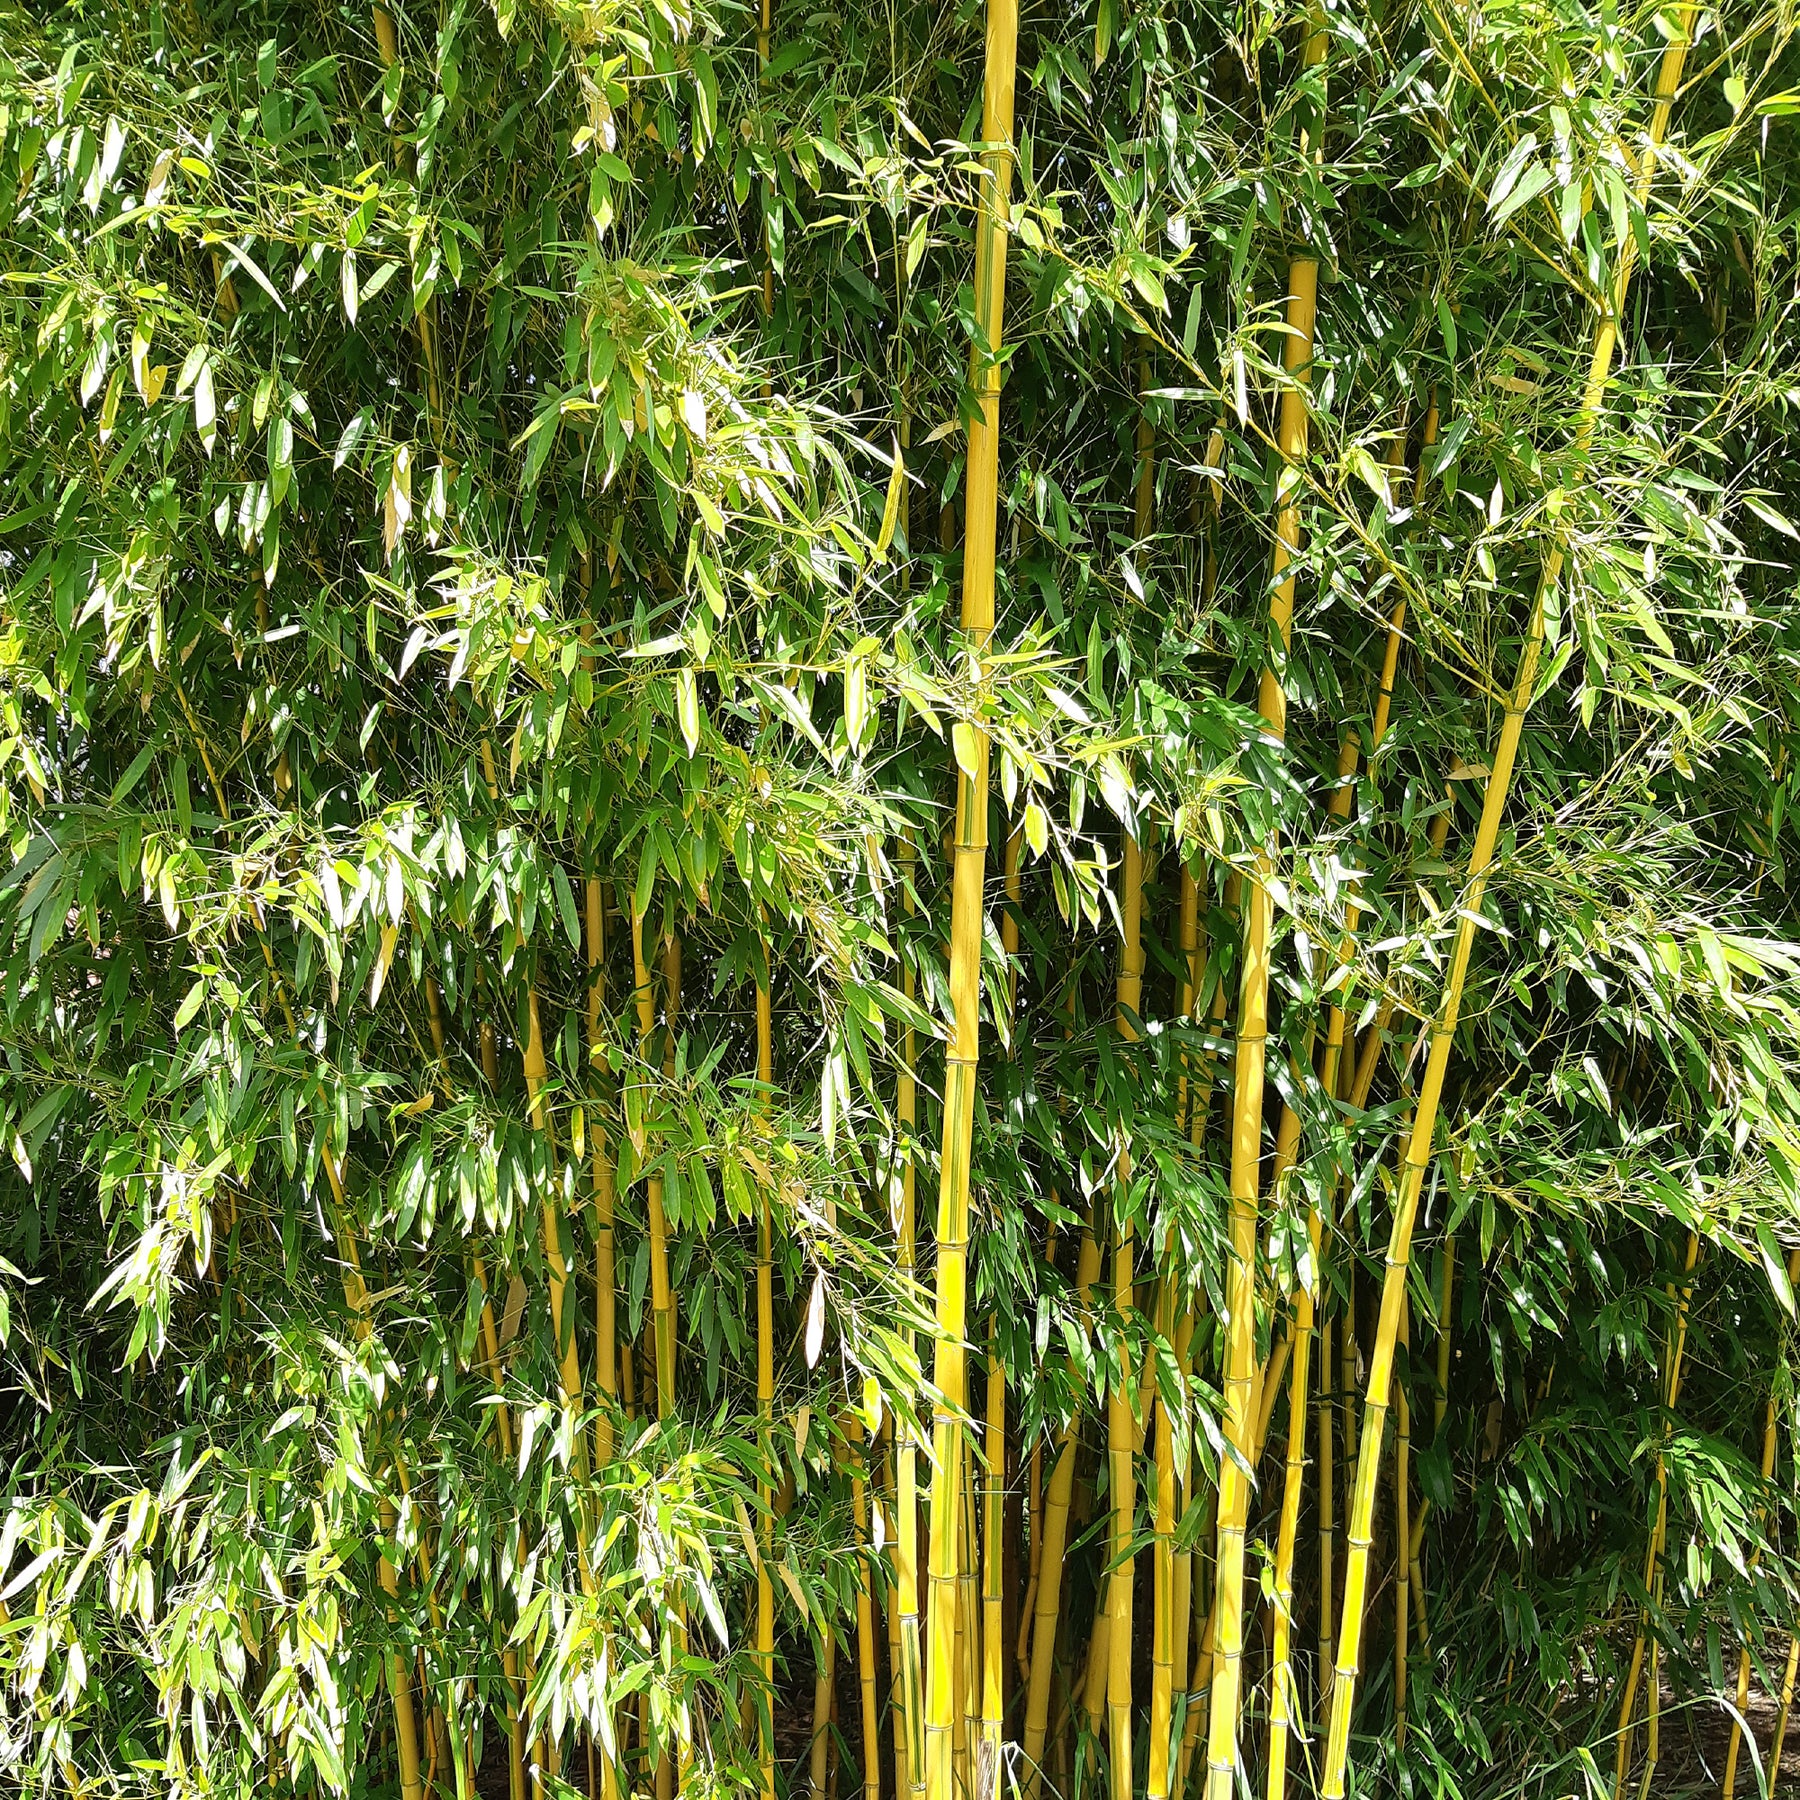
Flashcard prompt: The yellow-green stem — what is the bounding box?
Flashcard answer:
[1319,20,1698,1768]
[923,4,1017,1798]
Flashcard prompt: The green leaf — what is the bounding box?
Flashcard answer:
[173,978,207,1031]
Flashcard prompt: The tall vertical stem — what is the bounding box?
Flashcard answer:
[630,909,677,1419]
[1105,836,1143,1800]
[1205,36,1323,1771]
[1020,1214,1104,1800]
[979,1328,1007,1800]
[757,975,777,1800]
[1722,1243,1800,1797]
[852,1412,884,1800]
[923,2,1017,1798]
[1319,25,1699,1789]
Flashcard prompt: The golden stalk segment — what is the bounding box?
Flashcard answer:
[751,6,779,1776]
[1723,1244,1800,1797]
[896,834,925,1800]
[1320,23,1700,1789]
[757,975,777,1800]
[1105,835,1143,1800]
[1019,1218,1104,1800]
[1770,1635,1800,1791]
[923,0,1018,1796]
[268,931,425,1800]
[523,984,585,1459]
[583,875,620,1800]
[979,824,1023,1800]
[1266,397,1433,1793]
[1614,1230,1700,1799]
[1205,64,1323,1781]
[630,907,677,1418]
[851,1411,884,1800]
[376,1489,428,1800]
[958,1448,980,1793]
[979,1328,1007,1800]
[587,895,619,1469]
[1147,1275,1178,1800]
[1395,1303,1411,1744]
[812,1628,838,1799]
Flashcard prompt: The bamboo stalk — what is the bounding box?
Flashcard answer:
[1320,29,1699,1779]
[1615,1230,1700,1800]
[979,1328,1006,1800]
[757,974,777,1800]
[377,1491,428,1800]
[813,1629,838,1799]
[980,822,1024,1800]
[1724,1245,1800,1796]
[524,983,584,1451]
[1148,1276,1178,1800]
[581,873,619,1800]
[923,0,1018,1795]
[896,836,925,1800]
[958,1447,980,1795]
[851,1411,884,1800]
[1263,751,1357,1800]
[1770,1635,1800,1792]
[1105,835,1143,1800]
[1395,1304,1410,1745]
[1205,60,1324,1780]
[630,907,677,1418]
[1020,1220,1105,1800]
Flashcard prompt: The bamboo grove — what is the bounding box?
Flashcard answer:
[11,0,1800,1795]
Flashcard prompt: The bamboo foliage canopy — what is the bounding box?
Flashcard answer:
[5,0,1800,1798]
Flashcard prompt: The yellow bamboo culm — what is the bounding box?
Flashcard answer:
[1395,1304,1411,1745]
[1177,875,1238,1800]
[850,1412,884,1800]
[1265,741,1363,1800]
[377,1490,428,1800]
[1614,1231,1700,1800]
[1723,1248,1800,1796]
[957,1444,981,1794]
[1148,1273,1178,1800]
[896,835,925,1800]
[524,983,585,1457]
[1104,836,1143,1800]
[630,907,678,1419]
[979,826,1024,1800]
[309,1054,425,1800]
[757,976,777,1800]
[812,1629,838,1800]
[582,876,621,1800]
[922,3,1018,1800]
[1204,17,1323,1779]
[979,1329,1007,1800]
[1020,1219,1104,1800]
[1770,1635,1800,1792]
[1320,24,1700,1792]
[586,887,618,1471]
